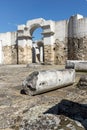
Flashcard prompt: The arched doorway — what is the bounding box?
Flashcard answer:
[30,26,44,63]
[17,18,55,64]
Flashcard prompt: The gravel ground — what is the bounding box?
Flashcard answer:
[0,64,87,130]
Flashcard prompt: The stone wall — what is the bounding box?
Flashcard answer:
[55,20,68,41]
[68,14,87,61]
[18,45,32,64]
[2,44,17,64]
[68,14,87,38]
[44,45,54,64]
[11,32,18,64]
[54,20,68,64]
[0,32,17,64]
[68,37,87,60]
[53,39,67,64]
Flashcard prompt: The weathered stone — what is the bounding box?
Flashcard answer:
[45,99,87,129]
[68,37,87,60]
[77,75,87,89]
[19,114,84,130]
[18,45,32,64]
[75,62,87,71]
[54,39,67,65]
[22,69,75,95]
[2,45,17,64]
[44,45,53,64]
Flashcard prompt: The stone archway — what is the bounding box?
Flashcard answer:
[29,25,43,63]
[17,18,55,64]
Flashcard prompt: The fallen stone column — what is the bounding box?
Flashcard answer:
[75,62,87,71]
[66,60,87,70]
[22,69,75,95]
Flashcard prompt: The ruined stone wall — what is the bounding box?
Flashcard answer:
[44,43,67,65]
[68,37,87,60]
[44,45,54,64]
[11,32,17,64]
[53,39,67,64]
[18,44,32,64]
[68,15,87,60]
[0,32,17,64]
[0,15,87,65]
[42,21,55,64]
[54,20,68,64]
[2,45,17,64]
[68,14,87,37]
[55,20,68,41]
[17,16,87,65]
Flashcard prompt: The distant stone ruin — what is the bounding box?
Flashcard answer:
[0,14,87,65]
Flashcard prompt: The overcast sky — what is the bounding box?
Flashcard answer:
[0,0,87,36]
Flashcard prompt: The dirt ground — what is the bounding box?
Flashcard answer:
[0,64,87,130]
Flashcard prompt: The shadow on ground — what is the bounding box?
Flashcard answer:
[44,99,87,130]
